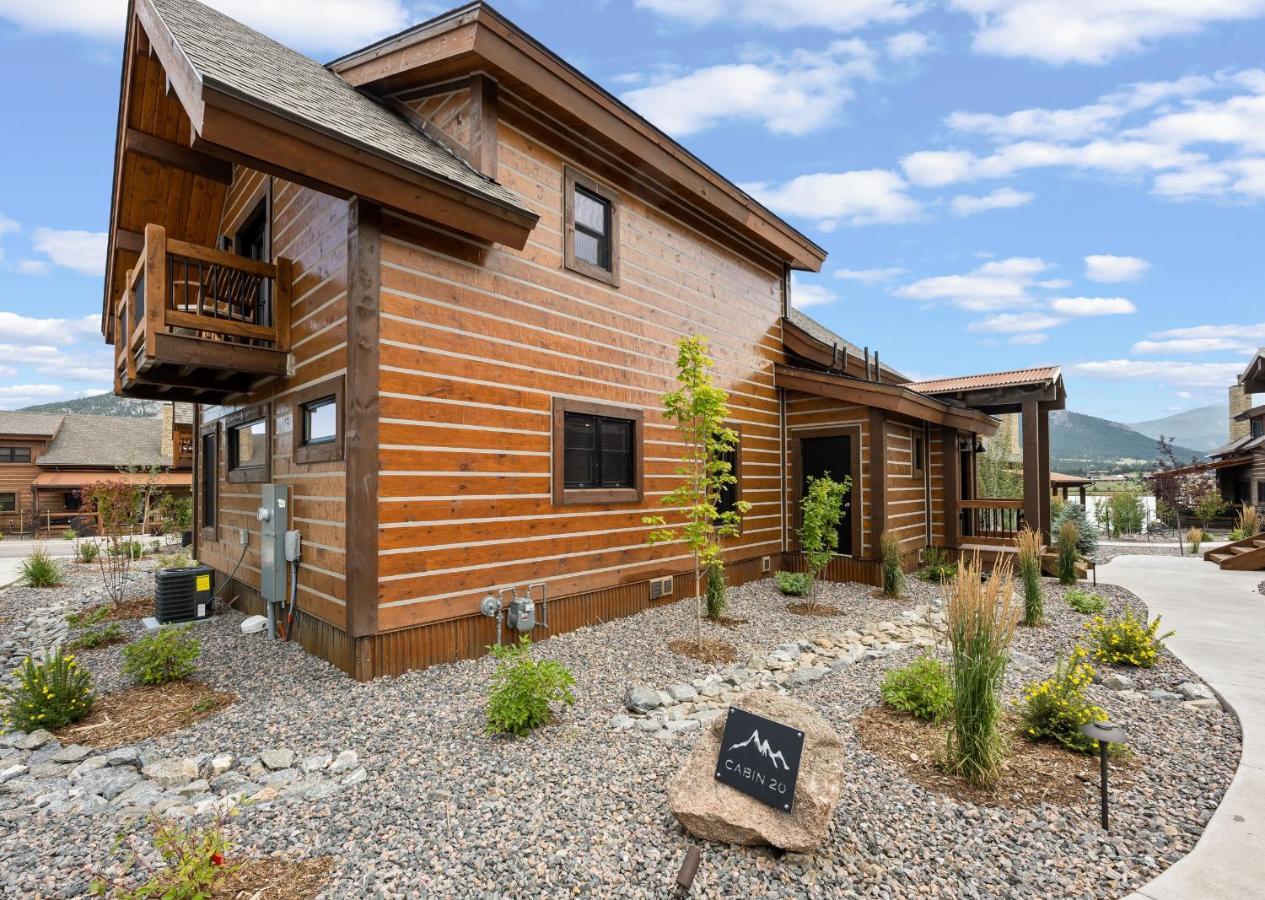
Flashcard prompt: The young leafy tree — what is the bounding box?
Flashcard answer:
[88,480,144,607]
[645,336,751,648]
[977,417,1022,499]
[799,474,850,608]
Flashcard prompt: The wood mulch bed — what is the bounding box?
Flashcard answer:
[668,638,738,664]
[98,597,156,622]
[54,681,236,749]
[786,601,843,617]
[854,705,1125,807]
[707,615,750,628]
[214,857,333,899]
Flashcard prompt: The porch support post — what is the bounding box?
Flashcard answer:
[1079,485,1087,506]
[941,426,960,549]
[869,408,887,557]
[1022,400,1044,540]
[1038,406,1052,538]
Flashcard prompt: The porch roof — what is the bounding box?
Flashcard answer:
[905,366,1066,414]
[1240,351,1265,393]
[1051,472,1094,487]
[32,471,192,489]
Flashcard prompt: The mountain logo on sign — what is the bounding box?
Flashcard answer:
[727,729,790,770]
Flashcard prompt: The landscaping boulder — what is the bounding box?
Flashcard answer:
[624,685,661,714]
[1177,682,1214,702]
[667,690,844,853]
[1102,673,1135,691]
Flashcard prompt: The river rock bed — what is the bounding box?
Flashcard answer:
[0,569,1241,898]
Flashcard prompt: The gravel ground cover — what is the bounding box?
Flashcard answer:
[0,566,1240,898]
[1090,545,1185,564]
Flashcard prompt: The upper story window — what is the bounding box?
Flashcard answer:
[552,398,642,505]
[0,447,32,464]
[1253,417,1263,438]
[224,404,271,484]
[563,167,620,287]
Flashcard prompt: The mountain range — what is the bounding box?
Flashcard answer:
[1129,403,1227,454]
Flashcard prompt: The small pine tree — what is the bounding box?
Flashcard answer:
[704,557,727,620]
[880,532,904,598]
[1052,501,1098,556]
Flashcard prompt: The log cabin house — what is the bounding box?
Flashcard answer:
[0,405,192,536]
[1197,350,1265,510]
[100,0,1066,679]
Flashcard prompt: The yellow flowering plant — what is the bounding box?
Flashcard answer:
[1082,609,1174,668]
[1018,646,1112,754]
[1,648,95,732]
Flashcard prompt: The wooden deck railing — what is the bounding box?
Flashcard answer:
[114,224,291,381]
[961,498,1025,544]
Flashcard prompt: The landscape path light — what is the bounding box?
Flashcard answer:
[1080,720,1127,830]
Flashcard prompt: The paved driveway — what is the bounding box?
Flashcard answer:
[1099,555,1265,900]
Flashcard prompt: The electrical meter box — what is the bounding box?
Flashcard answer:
[258,484,290,607]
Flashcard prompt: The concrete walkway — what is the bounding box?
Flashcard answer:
[1098,555,1265,900]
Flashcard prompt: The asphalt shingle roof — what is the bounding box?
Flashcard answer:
[151,0,528,216]
[0,412,64,438]
[16,415,168,469]
[786,308,905,380]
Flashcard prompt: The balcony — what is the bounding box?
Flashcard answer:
[112,225,293,404]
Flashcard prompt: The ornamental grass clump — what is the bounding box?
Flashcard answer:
[880,654,952,723]
[704,557,727,620]
[880,531,905,598]
[485,636,576,737]
[1065,589,1107,614]
[1237,504,1259,538]
[774,570,811,597]
[1015,527,1044,626]
[1018,645,1110,754]
[77,541,100,564]
[1056,521,1079,585]
[1,649,94,732]
[20,547,64,588]
[945,556,1017,786]
[1083,609,1174,668]
[122,626,201,685]
[1187,527,1204,554]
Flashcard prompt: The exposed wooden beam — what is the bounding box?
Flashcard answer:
[1022,400,1044,540]
[870,408,887,557]
[942,426,961,550]
[467,73,498,179]
[115,228,146,254]
[124,127,233,184]
[1038,408,1052,539]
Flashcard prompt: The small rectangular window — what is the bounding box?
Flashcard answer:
[1258,481,1265,505]
[716,442,740,517]
[303,397,337,445]
[564,167,620,286]
[224,404,270,484]
[1253,418,1263,438]
[0,447,32,463]
[200,428,217,531]
[914,435,925,473]
[292,377,344,465]
[0,492,16,512]
[63,491,82,512]
[552,398,642,505]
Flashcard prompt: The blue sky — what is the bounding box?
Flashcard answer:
[0,1,1262,423]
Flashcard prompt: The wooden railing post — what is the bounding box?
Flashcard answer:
[143,224,167,359]
[274,257,293,353]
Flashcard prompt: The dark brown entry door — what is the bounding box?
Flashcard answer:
[800,435,853,556]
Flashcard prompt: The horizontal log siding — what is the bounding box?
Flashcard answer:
[196,167,351,631]
[885,420,928,558]
[0,438,47,532]
[373,114,785,637]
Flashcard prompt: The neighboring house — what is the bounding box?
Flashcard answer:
[1206,351,1265,508]
[0,405,193,535]
[99,0,1066,679]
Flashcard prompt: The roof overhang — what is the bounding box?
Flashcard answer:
[1151,457,1248,479]
[1241,351,1265,394]
[329,2,826,272]
[1235,402,1265,422]
[907,367,1066,414]
[775,365,999,435]
[32,471,191,488]
[782,314,907,384]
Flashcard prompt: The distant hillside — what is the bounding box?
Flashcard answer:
[18,393,162,418]
[1129,403,1228,454]
[1049,410,1204,475]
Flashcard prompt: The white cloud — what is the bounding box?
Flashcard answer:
[969,312,1065,333]
[789,275,838,309]
[0,213,17,236]
[834,266,906,282]
[0,344,65,364]
[31,228,106,277]
[886,31,931,60]
[744,169,921,228]
[904,139,1204,187]
[635,0,916,32]
[16,259,50,276]
[0,0,411,53]
[1070,358,1245,387]
[949,0,1265,65]
[1148,321,1265,341]
[1009,332,1049,345]
[622,42,877,137]
[1176,391,1194,399]
[0,365,14,378]
[1085,254,1150,282]
[1049,296,1137,316]
[0,384,69,398]
[893,257,1050,311]
[1132,337,1248,354]
[36,364,112,383]
[1131,321,1265,354]
[901,150,976,187]
[950,187,1034,216]
[0,313,99,345]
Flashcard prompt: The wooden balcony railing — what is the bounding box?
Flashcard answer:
[961,498,1025,545]
[113,224,292,401]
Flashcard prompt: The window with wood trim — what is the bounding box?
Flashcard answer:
[0,447,32,463]
[0,492,15,513]
[913,434,925,474]
[1258,481,1265,506]
[563,167,620,286]
[292,376,344,465]
[199,426,218,533]
[552,398,643,505]
[224,404,271,484]
[716,430,742,518]
[1253,417,1264,439]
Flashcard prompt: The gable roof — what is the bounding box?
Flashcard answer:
[0,412,64,439]
[149,0,527,216]
[784,308,906,381]
[31,414,169,469]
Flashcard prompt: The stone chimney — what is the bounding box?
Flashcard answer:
[160,403,174,467]
[1229,381,1253,442]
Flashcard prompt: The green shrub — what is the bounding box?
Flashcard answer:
[77,541,100,564]
[62,528,77,541]
[91,814,238,899]
[1019,645,1110,754]
[704,557,727,620]
[1056,522,1079,585]
[112,540,144,560]
[66,624,127,652]
[1,649,94,732]
[485,636,575,737]
[946,557,1016,786]
[774,570,811,597]
[880,532,905,598]
[156,551,197,570]
[1052,502,1098,555]
[880,655,952,723]
[21,548,64,588]
[1083,610,1174,668]
[122,626,201,685]
[917,547,956,583]
[1065,589,1107,614]
[1015,528,1043,626]
[1108,490,1145,536]
[67,605,109,628]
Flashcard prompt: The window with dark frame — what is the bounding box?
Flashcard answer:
[563,167,620,286]
[716,443,740,517]
[302,396,338,446]
[200,430,217,531]
[1253,417,1264,438]
[564,412,634,489]
[223,405,271,484]
[0,447,32,463]
[0,492,15,512]
[914,434,925,473]
[292,377,344,465]
[1258,481,1265,505]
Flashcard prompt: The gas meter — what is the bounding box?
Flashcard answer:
[506,591,535,632]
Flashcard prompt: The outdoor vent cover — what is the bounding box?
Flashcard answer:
[761,555,771,573]
[649,576,674,600]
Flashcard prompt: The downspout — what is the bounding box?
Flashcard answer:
[779,265,790,557]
